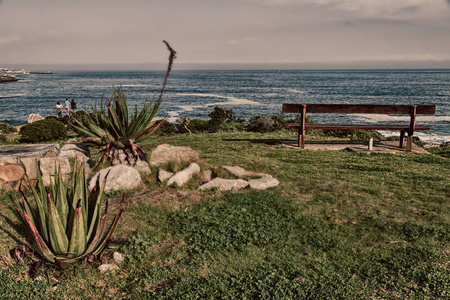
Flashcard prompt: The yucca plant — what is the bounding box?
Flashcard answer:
[69,41,177,167]
[10,163,127,263]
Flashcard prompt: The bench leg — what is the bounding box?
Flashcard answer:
[298,128,305,149]
[406,132,413,152]
[399,130,405,148]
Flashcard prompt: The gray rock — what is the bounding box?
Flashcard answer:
[39,157,71,185]
[222,165,265,178]
[150,144,199,166]
[113,252,124,264]
[27,113,44,123]
[202,169,213,182]
[167,163,201,187]
[248,175,280,190]
[133,159,151,174]
[89,165,142,192]
[98,264,119,273]
[198,178,249,191]
[19,157,39,179]
[158,169,174,182]
[58,143,91,164]
[0,144,60,158]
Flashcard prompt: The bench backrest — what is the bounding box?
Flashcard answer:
[282,104,435,115]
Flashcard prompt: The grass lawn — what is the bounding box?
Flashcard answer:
[0,130,449,299]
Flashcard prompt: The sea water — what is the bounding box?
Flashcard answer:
[1,69,449,144]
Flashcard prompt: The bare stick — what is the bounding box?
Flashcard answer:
[158,41,177,103]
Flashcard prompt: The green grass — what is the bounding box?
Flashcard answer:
[0,130,449,299]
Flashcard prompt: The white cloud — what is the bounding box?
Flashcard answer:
[0,34,21,46]
[243,0,449,20]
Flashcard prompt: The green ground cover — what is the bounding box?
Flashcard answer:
[0,130,449,299]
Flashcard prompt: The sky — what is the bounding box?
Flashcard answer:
[1,0,450,70]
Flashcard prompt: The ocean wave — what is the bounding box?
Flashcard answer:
[354,114,450,123]
[0,93,26,98]
[177,93,260,106]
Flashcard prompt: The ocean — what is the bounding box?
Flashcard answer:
[1,69,449,144]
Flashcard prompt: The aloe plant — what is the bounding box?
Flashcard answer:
[10,163,127,263]
[70,41,177,166]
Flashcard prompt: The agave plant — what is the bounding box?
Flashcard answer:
[70,41,177,167]
[10,163,127,263]
[70,88,164,166]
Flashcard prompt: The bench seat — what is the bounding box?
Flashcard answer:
[284,123,430,131]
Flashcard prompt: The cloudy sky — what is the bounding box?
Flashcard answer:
[1,0,450,70]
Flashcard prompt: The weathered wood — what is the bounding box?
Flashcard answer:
[284,124,430,131]
[407,105,418,152]
[282,103,435,152]
[282,104,435,115]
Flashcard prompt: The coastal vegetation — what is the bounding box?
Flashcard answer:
[0,118,449,298]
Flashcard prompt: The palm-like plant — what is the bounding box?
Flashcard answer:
[70,88,164,166]
[70,41,177,166]
[10,163,127,263]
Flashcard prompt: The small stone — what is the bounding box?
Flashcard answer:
[98,264,119,273]
[198,178,249,191]
[222,165,264,178]
[158,169,174,182]
[248,175,280,190]
[134,159,151,174]
[167,163,201,187]
[113,252,124,264]
[202,170,213,182]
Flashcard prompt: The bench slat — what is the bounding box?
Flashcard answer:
[284,123,430,131]
[282,104,435,115]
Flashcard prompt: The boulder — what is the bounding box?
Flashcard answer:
[98,264,119,273]
[89,165,142,192]
[0,164,25,182]
[158,169,174,182]
[39,157,71,185]
[58,143,91,165]
[133,159,151,174]
[167,163,201,187]
[150,144,199,166]
[248,175,280,190]
[27,113,44,123]
[198,178,248,191]
[19,157,39,179]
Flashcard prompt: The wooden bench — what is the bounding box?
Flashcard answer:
[282,104,435,152]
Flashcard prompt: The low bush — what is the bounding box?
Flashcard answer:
[19,118,67,143]
[0,134,7,143]
[247,115,284,132]
[0,122,17,134]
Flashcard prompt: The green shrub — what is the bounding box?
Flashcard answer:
[428,145,450,158]
[187,119,210,133]
[0,134,7,143]
[208,106,242,132]
[156,120,177,135]
[247,116,284,132]
[0,122,17,134]
[19,118,67,143]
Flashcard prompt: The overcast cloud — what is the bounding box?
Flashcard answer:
[0,0,449,70]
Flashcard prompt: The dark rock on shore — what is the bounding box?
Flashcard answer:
[0,76,18,83]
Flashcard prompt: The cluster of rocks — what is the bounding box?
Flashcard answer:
[0,140,94,189]
[153,144,279,191]
[1,143,279,193]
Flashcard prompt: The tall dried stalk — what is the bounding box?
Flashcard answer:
[159,40,177,103]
